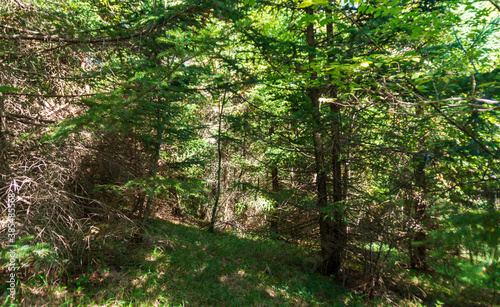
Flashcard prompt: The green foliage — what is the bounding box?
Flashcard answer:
[2,0,500,304]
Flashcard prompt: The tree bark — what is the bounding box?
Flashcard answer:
[269,126,280,235]
[410,149,427,269]
[410,103,428,269]
[142,100,164,224]
[328,8,347,275]
[306,7,345,275]
[209,91,226,233]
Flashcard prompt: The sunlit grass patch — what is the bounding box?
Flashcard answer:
[5,218,496,306]
[4,218,352,306]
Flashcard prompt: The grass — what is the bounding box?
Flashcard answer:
[1,218,498,306]
[3,219,360,306]
[404,255,499,306]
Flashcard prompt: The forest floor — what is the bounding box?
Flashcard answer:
[2,217,498,306]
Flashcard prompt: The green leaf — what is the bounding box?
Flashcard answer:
[297,0,313,8]
[0,86,20,92]
[297,0,328,8]
[477,82,499,88]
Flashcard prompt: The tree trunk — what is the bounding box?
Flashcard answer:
[268,125,280,235]
[306,7,344,275]
[327,9,347,272]
[142,101,164,224]
[410,104,427,270]
[328,86,347,276]
[410,150,427,269]
[209,91,226,233]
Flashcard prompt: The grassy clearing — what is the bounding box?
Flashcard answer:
[4,219,359,306]
[1,219,497,306]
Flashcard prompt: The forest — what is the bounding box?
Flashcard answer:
[0,0,499,306]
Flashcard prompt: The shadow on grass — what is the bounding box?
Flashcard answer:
[34,219,353,306]
[5,220,498,306]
